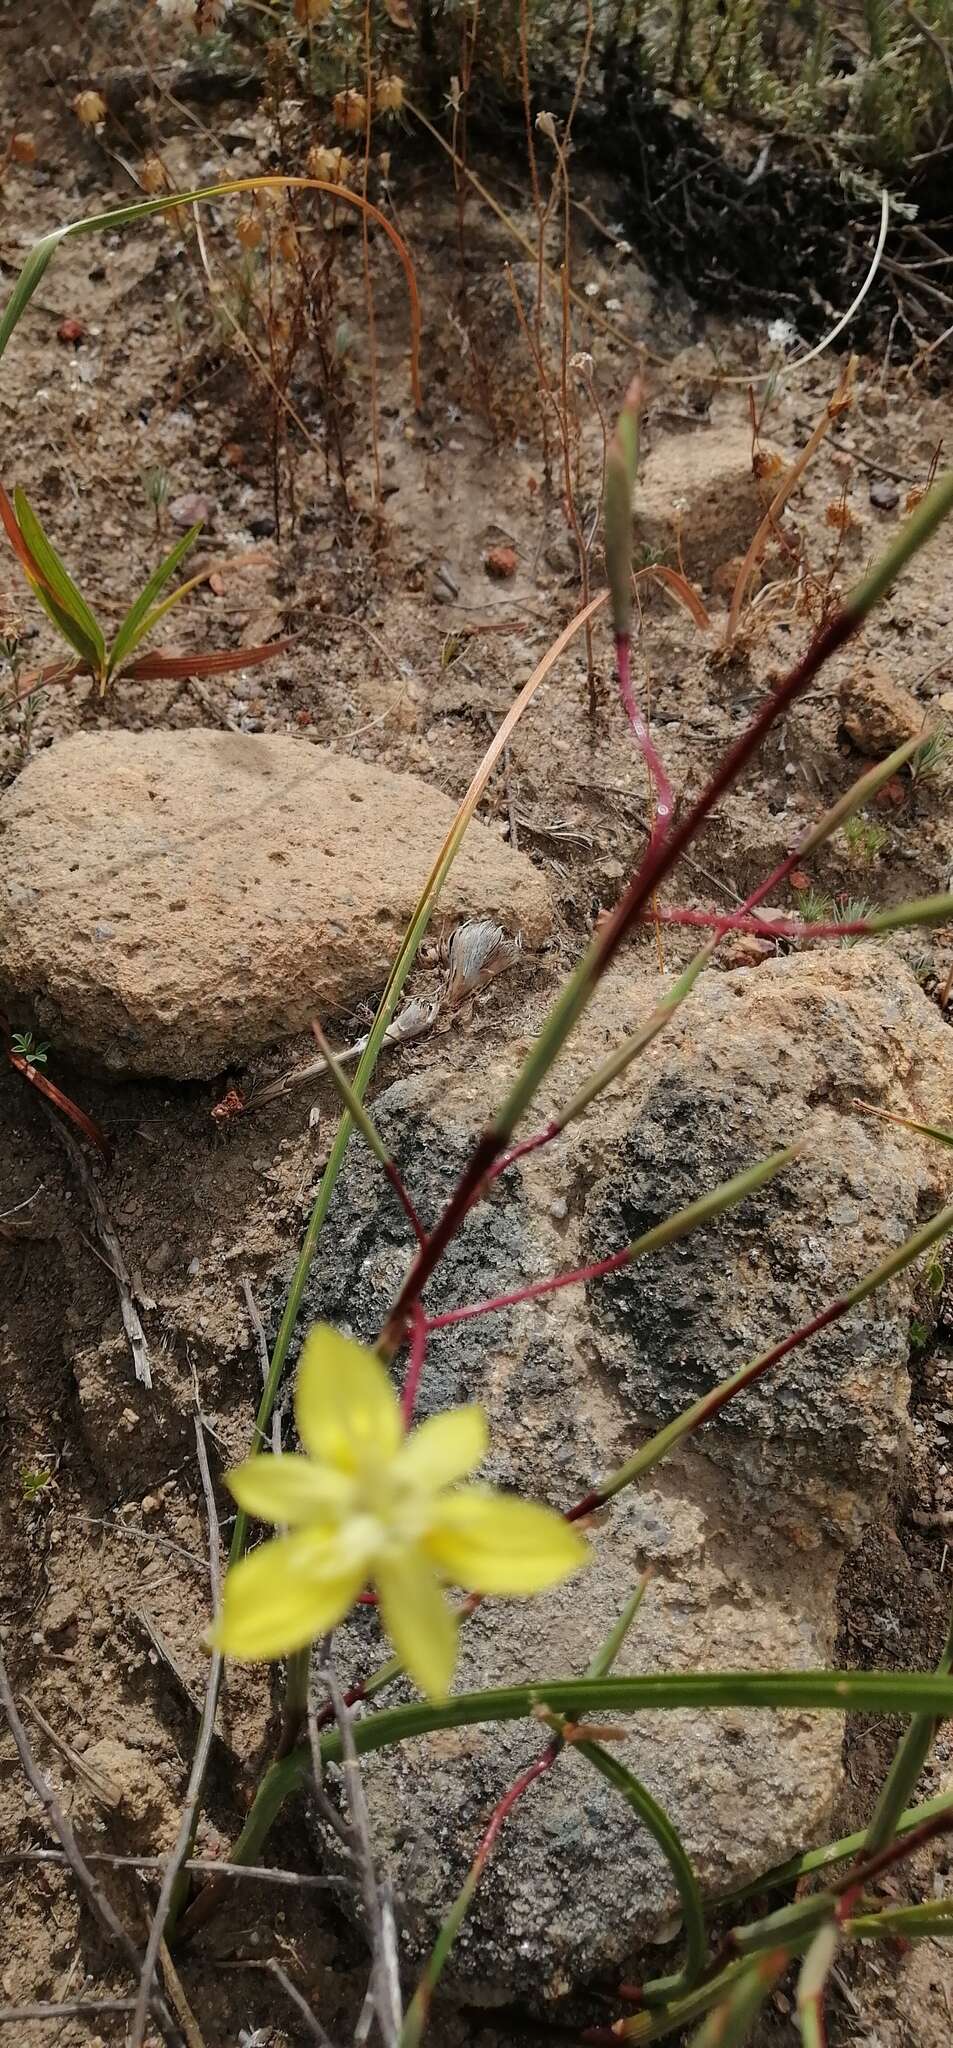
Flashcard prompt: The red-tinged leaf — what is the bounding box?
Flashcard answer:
[640,563,711,632]
[9,655,86,701]
[0,481,48,587]
[121,635,294,680]
[6,1048,111,1159]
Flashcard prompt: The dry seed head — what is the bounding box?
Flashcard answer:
[294,0,333,19]
[236,210,263,250]
[138,154,168,194]
[375,74,405,113]
[73,90,107,127]
[278,222,299,265]
[333,88,368,132]
[306,142,351,184]
[195,0,231,26]
[9,132,36,163]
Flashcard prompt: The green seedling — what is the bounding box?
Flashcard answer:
[10,1030,48,1067]
[842,812,888,862]
[911,727,953,789]
[0,486,289,698]
[21,1466,53,1502]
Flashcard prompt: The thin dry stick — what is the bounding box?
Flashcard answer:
[725,357,855,649]
[0,1645,181,2047]
[242,1273,271,1387]
[39,1099,151,1387]
[0,1847,354,1890]
[0,2001,138,2024]
[130,1419,222,2046]
[222,1958,337,2048]
[360,0,382,507]
[320,1661,402,2048]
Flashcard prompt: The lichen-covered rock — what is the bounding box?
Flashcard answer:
[0,730,551,1078]
[286,947,953,2003]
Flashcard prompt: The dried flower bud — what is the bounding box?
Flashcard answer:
[73,90,107,127]
[138,154,168,194]
[294,0,333,19]
[535,109,558,144]
[375,74,404,113]
[9,132,36,164]
[236,210,263,250]
[195,0,231,27]
[306,143,351,184]
[569,350,594,379]
[332,88,368,132]
[278,222,299,264]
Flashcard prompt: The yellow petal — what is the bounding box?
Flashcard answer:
[227,1453,351,1526]
[295,1323,402,1472]
[376,1547,458,1699]
[425,1486,590,1595]
[211,1529,365,1661]
[397,1406,488,1492]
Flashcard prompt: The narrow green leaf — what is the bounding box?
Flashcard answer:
[14,489,105,671]
[0,231,63,360]
[595,1197,953,1506]
[796,1924,838,2048]
[29,579,101,670]
[847,1896,953,1940]
[309,1672,953,1772]
[866,891,953,935]
[107,521,202,677]
[573,1738,708,2004]
[717,1789,953,1908]
[586,1576,652,1680]
[688,1951,787,2048]
[860,1593,953,1857]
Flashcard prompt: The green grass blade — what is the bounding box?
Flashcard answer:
[586,1576,652,1680]
[14,489,105,671]
[847,1897,953,1940]
[108,521,202,676]
[860,1595,953,1857]
[29,580,101,670]
[313,1671,953,1766]
[593,1197,953,1506]
[716,1789,953,1907]
[796,1924,838,2048]
[0,231,62,359]
[688,1952,787,2048]
[572,1738,708,2003]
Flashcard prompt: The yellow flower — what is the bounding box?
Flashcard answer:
[212,1324,589,1698]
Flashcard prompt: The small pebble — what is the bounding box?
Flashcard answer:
[869,477,899,511]
[169,490,215,529]
[485,544,517,580]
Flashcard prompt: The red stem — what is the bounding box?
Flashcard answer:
[381,605,855,1351]
[425,1239,640,1331]
[615,630,674,854]
[640,908,886,940]
[401,1304,429,1424]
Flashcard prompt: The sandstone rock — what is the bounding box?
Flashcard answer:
[840,663,928,754]
[0,730,551,1078]
[284,947,953,2002]
[633,426,786,581]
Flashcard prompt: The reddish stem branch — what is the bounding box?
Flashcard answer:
[639,908,891,941]
[400,1305,429,1425]
[381,606,855,1352]
[425,1239,644,1331]
[615,630,674,856]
